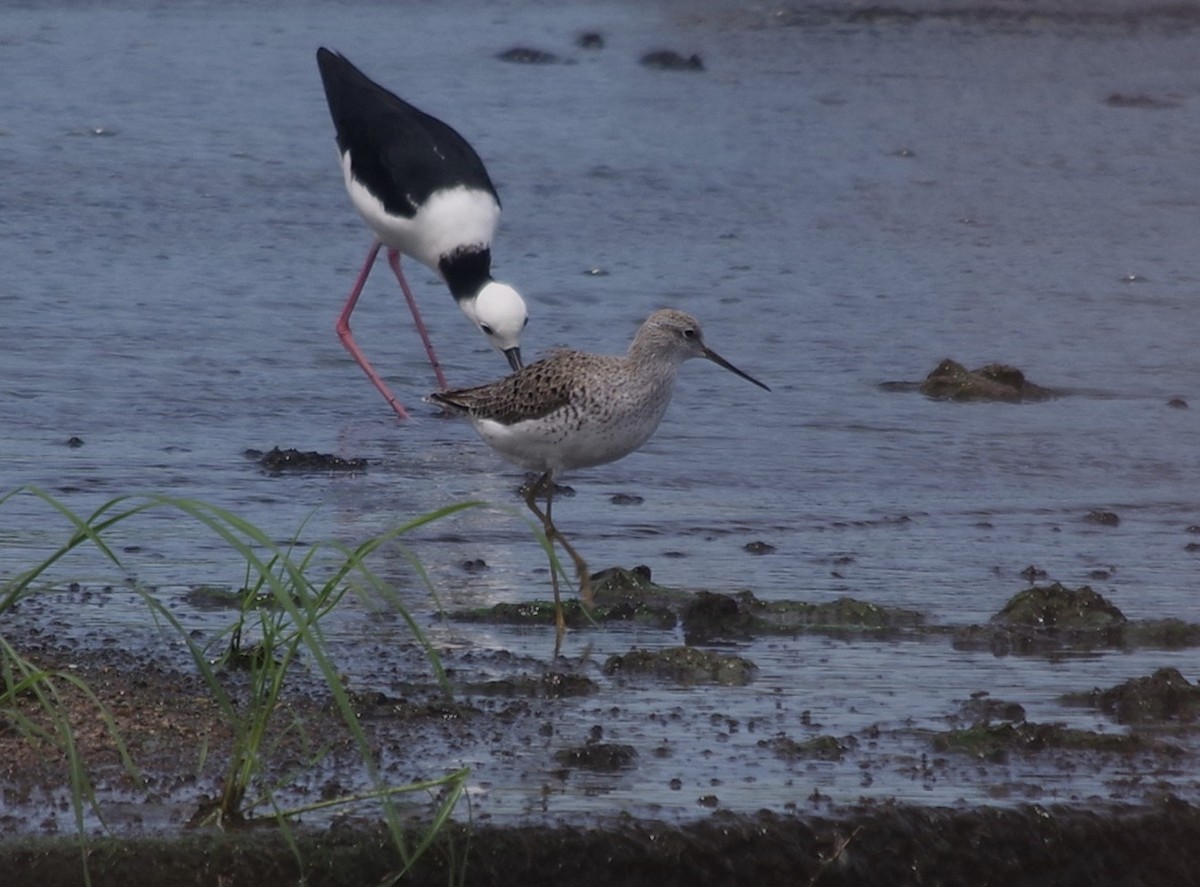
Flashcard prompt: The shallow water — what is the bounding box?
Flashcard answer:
[3,0,1200,823]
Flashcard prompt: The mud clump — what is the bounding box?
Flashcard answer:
[1084,668,1200,725]
[603,646,757,686]
[932,721,1169,763]
[452,567,685,630]
[553,741,637,771]
[249,447,367,474]
[918,358,1054,402]
[949,692,1027,728]
[760,733,852,761]
[955,582,1131,654]
[683,591,923,643]
[993,583,1126,630]
[451,569,925,642]
[469,672,598,700]
[1084,509,1121,527]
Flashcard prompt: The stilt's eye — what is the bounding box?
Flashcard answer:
[480,323,495,336]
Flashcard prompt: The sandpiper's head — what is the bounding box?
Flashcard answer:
[637,309,770,391]
[465,282,528,371]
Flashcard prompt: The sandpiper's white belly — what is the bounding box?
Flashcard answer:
[342,153,500,271]
[472,397,671,477]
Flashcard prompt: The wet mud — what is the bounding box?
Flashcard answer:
[4,575,1200,884]
[4,801,1199,887]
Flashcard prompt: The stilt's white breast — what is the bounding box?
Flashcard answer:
[341,151,500,272]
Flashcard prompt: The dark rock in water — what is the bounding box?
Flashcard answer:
[1091,668,1200,724]
[992,582,1126,630]
[744,540,776,555]
[1168,397,1188,408]
[496,47,560,64]
[576,31,604,49]
[66,436,84,448]
[1084,509,1121,527]
[640,50,704,71]
[610,492,644,506]
[255,447,367,474]
[919,358,1054,402]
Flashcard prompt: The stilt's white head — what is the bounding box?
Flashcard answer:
[466,281,528,371]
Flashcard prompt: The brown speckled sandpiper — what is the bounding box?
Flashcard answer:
[428,308,769,647]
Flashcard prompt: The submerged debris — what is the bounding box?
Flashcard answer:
[496,47,561,64]
[639,50,704,71]
[1105,92,1182,109]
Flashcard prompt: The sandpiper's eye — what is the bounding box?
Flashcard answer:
[480,323,495,336]
[682,327,698,340]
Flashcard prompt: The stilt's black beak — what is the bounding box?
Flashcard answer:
[504,347,523,372]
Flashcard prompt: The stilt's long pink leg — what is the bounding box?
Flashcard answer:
[386,249,449,391]
[335,241,409,419]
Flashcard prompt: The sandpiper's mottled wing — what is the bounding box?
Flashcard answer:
[430,352,598,425]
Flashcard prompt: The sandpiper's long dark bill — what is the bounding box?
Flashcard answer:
[316,47,528,419]
[700,345,770,391]
[429,308,769,648]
